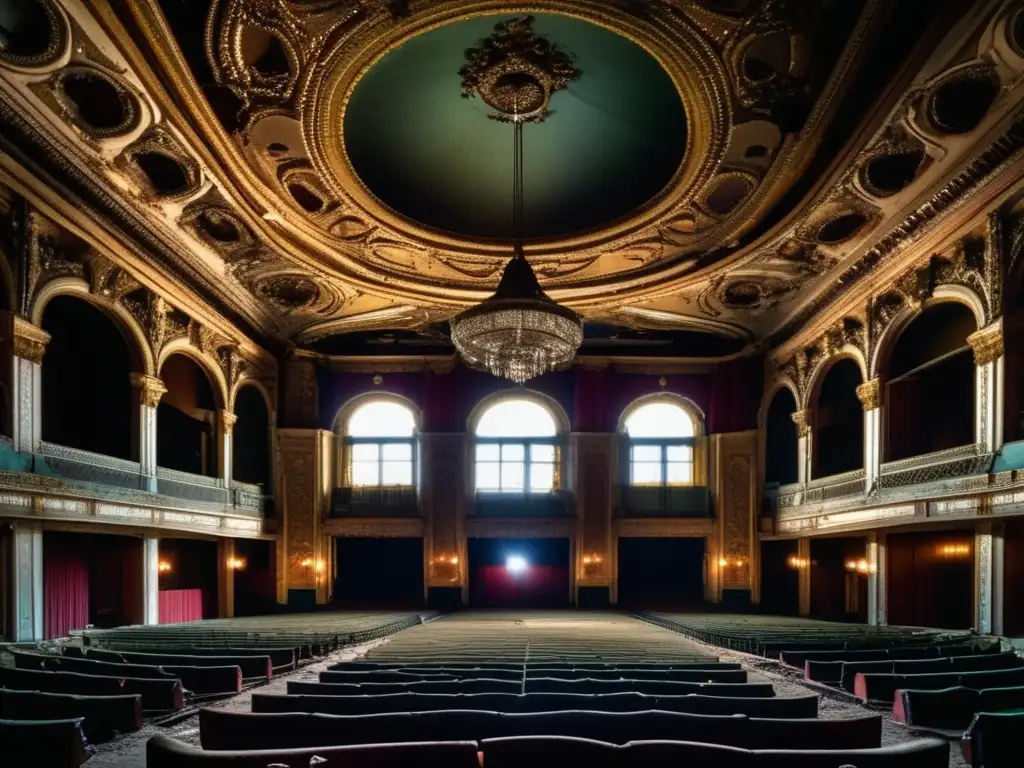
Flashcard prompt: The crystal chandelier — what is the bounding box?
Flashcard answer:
[450,17,583,384]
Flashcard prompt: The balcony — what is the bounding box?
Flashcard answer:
[616,485,711,517]
[879,443,992,489]
[473,491,573,518]
[331,486,418,517]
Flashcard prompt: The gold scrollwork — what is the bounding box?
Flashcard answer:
[130,373,167,408]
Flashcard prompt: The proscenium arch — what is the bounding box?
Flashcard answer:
[804,347,868,411]
[869,288,987,379]
[333,391,422,436]
[31,277,154,376]
[617,392,705,436]
[467,389,570,436]
[157,338,229,411]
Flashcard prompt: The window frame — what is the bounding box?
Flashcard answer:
[627,437,695,487]
[474,437,559,494]
[619,397,702,490]
[346,435,417,489]
[336,396,420,490]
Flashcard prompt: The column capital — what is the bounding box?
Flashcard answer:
[856,378,881,411]
[791,409,812,437]
[220,410,238,436]
[130,373,167,408]
[967,325,1003,366]
[12,316,50,365]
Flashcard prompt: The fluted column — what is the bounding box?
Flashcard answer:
[130,374,165,492]
[975,522,995,634]
[866,531,886,626]
[968,323,1004,454]
[857,379,882,491]
[11,317,49,454]
[142,536,160,626]
[791,410,812,485]
[218,410,237,487]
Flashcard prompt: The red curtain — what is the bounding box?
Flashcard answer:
[471,565,568,607]
[159,589,204,624]
[44,537,90,640]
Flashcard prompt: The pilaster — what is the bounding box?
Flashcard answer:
[857,379,882,490]
[11,317,49,454]
[992,523,1004,636]
[797,537,812,617]
[968,323,1004,454]
[218,410,237,487]
[421,432,469,607]
[865,531,886,626]
[792,410,812,485]
[12,521,43,641]
[571,433,614,606]
[142,536,159,626]
[974,522,994,634]
[711,430,758,607]
[130,373,165,492]
[276,428,332,607]
[218,538,236,619]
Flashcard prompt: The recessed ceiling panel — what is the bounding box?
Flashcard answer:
[343,13,687,241]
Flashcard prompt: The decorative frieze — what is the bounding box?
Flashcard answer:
[967,325,1004,366]
[856,378,880,411]
[130,373,167,408]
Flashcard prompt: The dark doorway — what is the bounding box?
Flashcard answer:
[234,539,276,617]
[468,538,570,608]
[765,388,798,486]
[41,296,133,460]
[616,537,705,609]
[158,538,218,621]
[887,530,974,629]
[809,537,868,622]
[760,540,799,616]
[233,385,271,488]
[158,354,218,477]
[813,359,864,479]
[333,537,424,608]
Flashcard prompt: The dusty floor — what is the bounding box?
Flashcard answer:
[80,612,966,768]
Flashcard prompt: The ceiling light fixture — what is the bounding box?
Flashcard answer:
[450,17,583,384]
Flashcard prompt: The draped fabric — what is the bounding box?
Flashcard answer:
[43,536,90,640]
[470,565,568,607]
[159,589,204,624]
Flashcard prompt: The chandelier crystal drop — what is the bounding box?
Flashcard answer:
[450,18,583,383]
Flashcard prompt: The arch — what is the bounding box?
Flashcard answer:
[811,357,865,479]
[157,338,229,411]
[332,391,421,436]
[229,375,274,414]
[617,393,705,437]
[764,386,799,486]
[759,377,800,430]
[467,389,569,436]
[233,382,271,488]
[31,277,154,375]
[871,289,987,379]
[804,346,868,411]
[157,351,220,477]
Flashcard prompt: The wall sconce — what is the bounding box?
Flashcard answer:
[227,557,247,571]
[157,559,172,574]
[433,555,459,566]
[300,558,314,568]
[845,558,874,574]
[582,553,603,566]
[938,544,971,558]
[719,557,746,568]
[787,556,809,570]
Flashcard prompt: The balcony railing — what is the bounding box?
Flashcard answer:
[331,486,418,517]
[879,443,992,488]
[804,468,865,504]
[473,491,573,517]
[616,485,711,517]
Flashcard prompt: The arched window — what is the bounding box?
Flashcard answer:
[345,400,417,487]
[474,399,558,493]
[622,399,697,486]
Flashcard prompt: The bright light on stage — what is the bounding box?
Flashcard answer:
[506,555,528,574]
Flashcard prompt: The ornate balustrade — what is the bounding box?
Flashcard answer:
[878,443,992,488]
[330,486,419,517]
[616,485,711,517]
[804,468,866,503]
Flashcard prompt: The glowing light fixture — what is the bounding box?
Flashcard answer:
[787,556,810,569]
[506,555,529,574]
[939,544,971,558]
[845,558,874,574]
[227,557,247,571]
[157,559,172,574]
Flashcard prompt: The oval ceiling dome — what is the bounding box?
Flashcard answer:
[343,13,688,241]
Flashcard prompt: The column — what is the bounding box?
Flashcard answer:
[218,538,236,619]
[11,316,49,454]
[974,522,994,634]
[857,379,882,491]
[865,531,884,625]
[712,431,758,609]
[142,536,159,625]
[791,410,812,485]
[130,374,165,493]
[797,537,811,617]
[421,433,469,608]
[968,323,1004,454]
[571,433,614,607]
[992,523,1005,636]
[11,521,43,641]
[218,410,237,487]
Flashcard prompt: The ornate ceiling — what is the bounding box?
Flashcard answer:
[1,0,1023,361]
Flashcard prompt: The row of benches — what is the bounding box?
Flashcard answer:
[803,649,1022,693]
[895,684,1024,730]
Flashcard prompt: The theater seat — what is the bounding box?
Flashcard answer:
[0,717,93,768]
[147,734,482,768]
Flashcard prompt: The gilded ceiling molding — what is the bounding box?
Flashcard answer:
[115,127,203,202]
[0,0,70,73]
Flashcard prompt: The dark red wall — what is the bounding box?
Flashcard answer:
[316,357,762,435]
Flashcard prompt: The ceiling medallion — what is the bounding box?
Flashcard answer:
[458,15,582,123]
[451,17,582,383]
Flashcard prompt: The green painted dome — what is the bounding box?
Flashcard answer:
[343,13,687,241]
